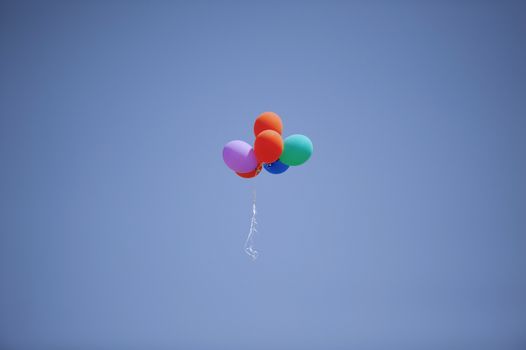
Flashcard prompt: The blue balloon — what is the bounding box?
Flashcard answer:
[264,159,289,174]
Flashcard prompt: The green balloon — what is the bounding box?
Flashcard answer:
[280,134,313,166]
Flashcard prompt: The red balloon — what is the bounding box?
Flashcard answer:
[254,130,283,163]
[254,112,283,137]
[236,163,262,179]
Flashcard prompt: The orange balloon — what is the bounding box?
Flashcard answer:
[254,130,283,163]
[236,163,262,178]
[254,112,283,136]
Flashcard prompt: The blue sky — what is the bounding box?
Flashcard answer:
[1,1,525,349]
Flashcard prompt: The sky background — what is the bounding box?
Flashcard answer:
[1,1,526,349]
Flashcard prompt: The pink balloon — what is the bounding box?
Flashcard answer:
[222,140,258,173]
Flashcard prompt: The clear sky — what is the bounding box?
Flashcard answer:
[1,1,525,349]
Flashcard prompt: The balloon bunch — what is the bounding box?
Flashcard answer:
[223,112,313,178]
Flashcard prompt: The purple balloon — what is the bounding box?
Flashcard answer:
[222,140,258,173]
